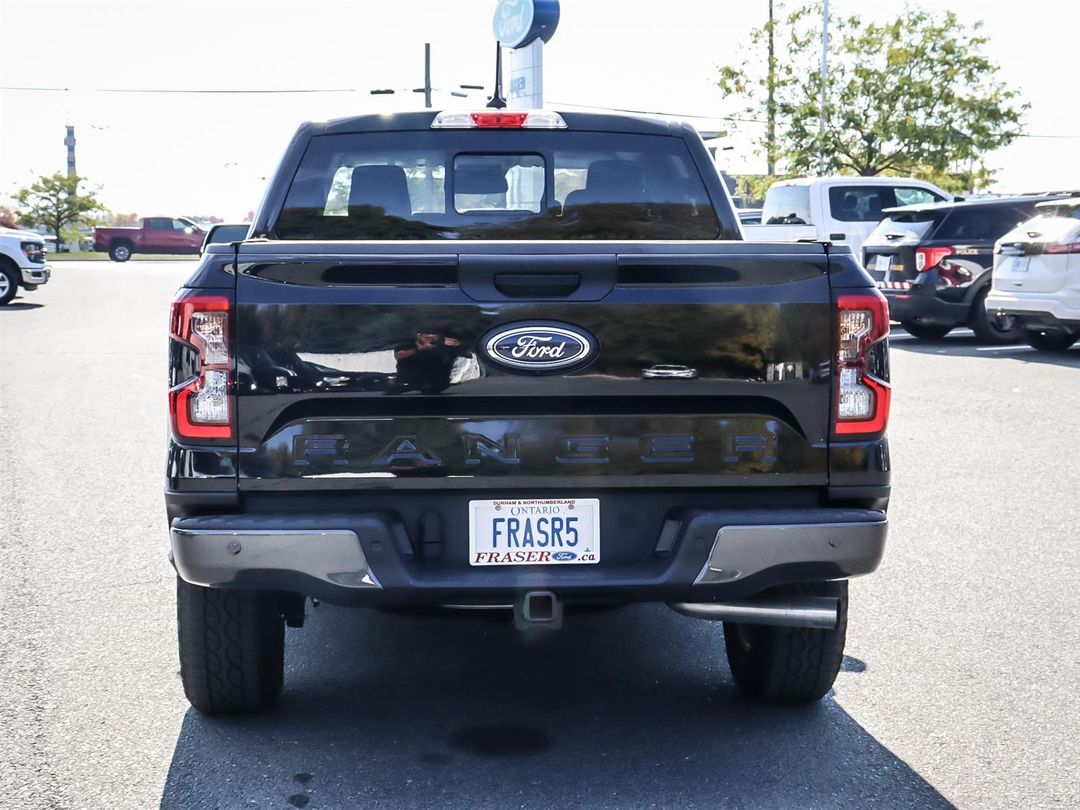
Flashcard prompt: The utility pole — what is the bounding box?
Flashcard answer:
[65,125,76,177]
[766,0,776,177]
[819,0,829,175]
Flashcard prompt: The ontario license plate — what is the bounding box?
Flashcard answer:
[468,498,600,566]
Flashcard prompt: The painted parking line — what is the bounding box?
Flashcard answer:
[976,345,1034,352]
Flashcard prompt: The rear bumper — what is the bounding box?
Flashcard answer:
[170,508,887,606]
[984,290,1080,329]
[883,285,969,327]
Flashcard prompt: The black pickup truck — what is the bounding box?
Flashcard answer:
[167,109,891,714]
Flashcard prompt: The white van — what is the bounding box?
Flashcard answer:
[743,177,950,257]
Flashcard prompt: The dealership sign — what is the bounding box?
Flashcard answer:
[492,0,560,48]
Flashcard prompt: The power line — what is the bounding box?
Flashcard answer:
[0,85,362,94]
[4,85,1079,140]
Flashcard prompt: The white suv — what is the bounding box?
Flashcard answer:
[986,198,1080,351]
[0,227,51,306]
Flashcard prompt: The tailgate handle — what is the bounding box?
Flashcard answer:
[829,232,847,241]
[493,272,581,297]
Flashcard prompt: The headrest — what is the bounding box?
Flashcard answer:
[349,165,412,218]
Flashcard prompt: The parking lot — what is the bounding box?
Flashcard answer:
[1,261,1078,809]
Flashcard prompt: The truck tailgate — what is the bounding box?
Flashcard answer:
[233,241,833,491]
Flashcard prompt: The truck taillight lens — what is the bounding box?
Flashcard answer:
[835,292,891,436]
[169,295,232,439]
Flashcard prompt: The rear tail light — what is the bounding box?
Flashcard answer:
[431,110,567,129]
[915,246,953,272]
[835,292,891,436]
[1044,241,1080,254]
[169,295,232,439]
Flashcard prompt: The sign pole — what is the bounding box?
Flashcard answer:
[491,0,560,110]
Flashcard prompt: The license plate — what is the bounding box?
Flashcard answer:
[468,498,600,566]
[874,254,891,273]
[1011,257,1030,273]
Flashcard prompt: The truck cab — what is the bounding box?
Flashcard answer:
[744,176,949,257]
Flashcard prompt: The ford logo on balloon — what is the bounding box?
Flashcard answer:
[481,322,597,374]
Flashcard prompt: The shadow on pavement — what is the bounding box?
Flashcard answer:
[890,333,1080,367]
[0,301,44,311]
[160,605,952,809]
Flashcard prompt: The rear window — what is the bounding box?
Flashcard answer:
[1034,204,1080,221]
[1002,212,1080,245]
[931,205,1031,242]
[274,131,721,240]
[761,185,812,225]
[865,211,942,245]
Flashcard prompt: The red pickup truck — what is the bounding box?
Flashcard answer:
[94,217,206,262]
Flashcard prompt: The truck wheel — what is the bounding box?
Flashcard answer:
[108,242,133,262]
[0,263,18,305]
[176,576,285,714]
[899,321,951,340]
[1023,329,1077,352]
[970,287,1022,344]
[724,580,847,704]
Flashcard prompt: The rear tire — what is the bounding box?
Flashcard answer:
[176,577,285,715]
[970,286,1023,344]
[899,321,951,340]
[108,241,133,262]
[724,580,848,704]
[1023,329,1078,352]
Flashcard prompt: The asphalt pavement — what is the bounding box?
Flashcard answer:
[1,262,1077,809]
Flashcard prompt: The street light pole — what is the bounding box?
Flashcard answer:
[423,43,432,108]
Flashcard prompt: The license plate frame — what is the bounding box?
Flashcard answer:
[468,498,600,566]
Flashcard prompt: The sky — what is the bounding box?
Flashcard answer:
[1,0,1078,221]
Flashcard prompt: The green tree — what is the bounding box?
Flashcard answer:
[718,3,1027,192]
[13,172,104,247]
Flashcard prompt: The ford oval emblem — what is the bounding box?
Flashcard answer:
[480,321,597,374]
[552,551,577,561]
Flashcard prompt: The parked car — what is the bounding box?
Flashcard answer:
[0,227,50,306]
[200,222,251,255]
[167,108,890,714]
[93,217,206,261]
[863,194,1070,342]
[985,197,1080,351]
[743,176,949,257]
